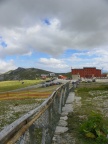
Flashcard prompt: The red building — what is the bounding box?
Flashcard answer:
[58,75,67,79]
[71,67,101,78]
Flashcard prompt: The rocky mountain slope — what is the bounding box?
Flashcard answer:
[0,67,53,80]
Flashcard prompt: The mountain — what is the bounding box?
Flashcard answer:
[0,67,54,81]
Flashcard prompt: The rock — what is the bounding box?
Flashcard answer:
[52,133,76,144]
[55,126,68,134]
[62,104,73,113]
[61,112,68,116]
[66,92,75,104]
[78,115,87,120]
[52,136,56,141]
[60,116,68,121]
[58,120,68,127]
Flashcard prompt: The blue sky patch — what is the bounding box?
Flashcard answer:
[0,36,7,48]
[61,49,82,58]
[1,41,7,48]
[5,51,51,68]
[43,18,51,25]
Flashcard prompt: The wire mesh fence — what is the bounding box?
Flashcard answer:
[0,81,73,144]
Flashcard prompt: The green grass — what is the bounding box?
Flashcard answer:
[0,85,59,100]
[0,80,44,92]
[77,83,108,92]
[80,111,108,143]
[0,98,44,130]
[0,81,60,131]
[67,82,108,144]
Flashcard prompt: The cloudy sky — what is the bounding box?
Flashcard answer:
[0,0,108,73]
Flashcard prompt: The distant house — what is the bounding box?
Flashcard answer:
[49,73,55,77]
[72,74,80,80]
[41,74,48,79]
[71,67,101,78]
[58,75,67,79]
[101,73,108,78]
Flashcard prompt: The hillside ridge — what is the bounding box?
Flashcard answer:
[0,67,71,81]
[0,67,53,80]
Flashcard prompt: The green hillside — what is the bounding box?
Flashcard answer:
[0,67,71,81]
[0,67,52,80]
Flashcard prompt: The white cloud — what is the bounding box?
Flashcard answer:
[0,20,72,57]
[0,0,108,72]
[39,58,69,72]
[66,47,108,71]
[23,51,32,56]
[0,59,16,73]
[40,58,68,68]
[0,0,108,57]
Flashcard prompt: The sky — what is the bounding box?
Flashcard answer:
[0,0,108,73]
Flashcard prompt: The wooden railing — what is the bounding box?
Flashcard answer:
[0,81,74,144]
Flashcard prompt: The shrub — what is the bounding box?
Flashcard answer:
[80,111,108,144]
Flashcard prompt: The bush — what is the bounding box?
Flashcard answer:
[80,111,108,144]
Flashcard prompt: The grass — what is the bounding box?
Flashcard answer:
[67,82,108,144]
[80,112,108,143]
[0,98,43,130]
[0,80,60,131]
[0,80,44,92]
[0,85,59,100]
[77,83,108,92]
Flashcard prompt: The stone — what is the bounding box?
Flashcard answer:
[52,136,56,141]
[61,112,68,116]
[52,133,76,144]
[78,115,87,120]
[66,92,75,104]
[60,116,68,121]
[62,104,73,113]
[58,119,68,127]
[55,126,68,134]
